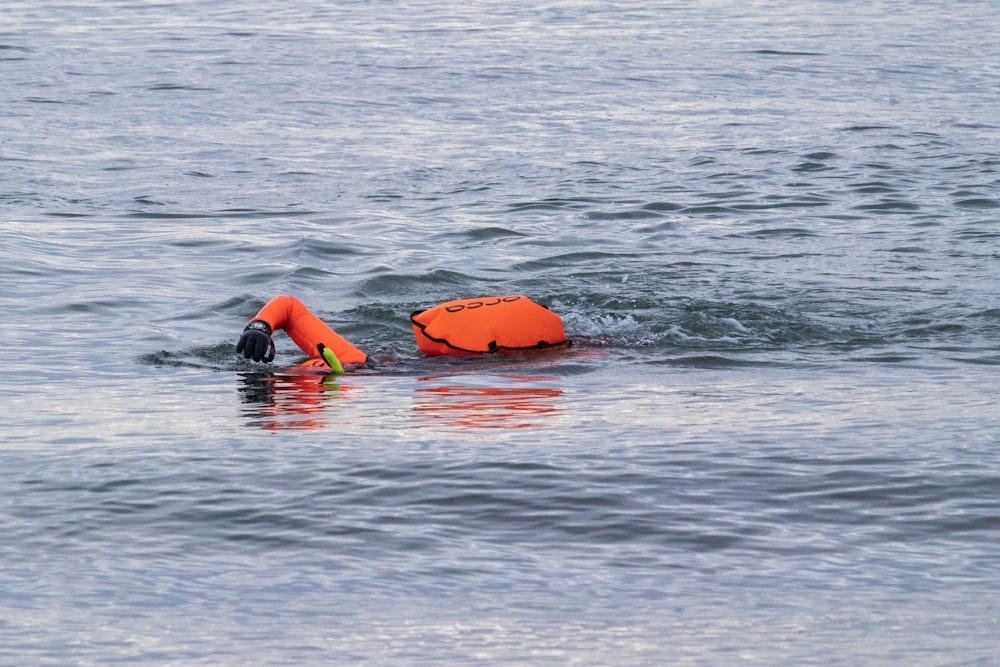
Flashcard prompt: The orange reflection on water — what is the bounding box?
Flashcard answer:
[412,375,564,429]
[237,365,566,432]
[238,370,350,432]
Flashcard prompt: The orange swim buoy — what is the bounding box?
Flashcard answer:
[410,295,570,356]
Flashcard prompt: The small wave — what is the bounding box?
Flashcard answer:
[147,83,216,92]
[0,45,31,61]
[792,161,836,173]
[737,227,820,238]
[949,354,1000,366]
[678,205,740,215]
[839,124,897,132]
[850,181,898,194]
[969,308,1000,321]
[505,198,596,212]
[357,270,484,298]
[653,354,783,369]
[140,344,240,371]
[123,208,316,220]
[513,251,634,272]
[583,209,664,221]
[640,201,684,212]
[855,201,921,212]
[730,200,829,211]
[749,49,825,57]
[26,97,82,105]
[434,226,528,242]
[847,354,919,364]
[954,198,999,209]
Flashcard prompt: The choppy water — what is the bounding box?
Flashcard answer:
[2,1,999,664]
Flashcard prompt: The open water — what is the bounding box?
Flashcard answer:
[2,1,999,664]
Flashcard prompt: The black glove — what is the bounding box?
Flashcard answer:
[236,320,275,362]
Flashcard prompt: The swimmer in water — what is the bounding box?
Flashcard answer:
[236,294,570,372]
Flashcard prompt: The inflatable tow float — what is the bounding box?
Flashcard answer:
[410,295,569,356]
[239,294,570,372]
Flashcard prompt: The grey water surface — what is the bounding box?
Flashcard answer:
[2,1,999,664]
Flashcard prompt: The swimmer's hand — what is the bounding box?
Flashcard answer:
[237,320,275,362]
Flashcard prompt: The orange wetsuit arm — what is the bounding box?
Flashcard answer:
[249,295,367,364]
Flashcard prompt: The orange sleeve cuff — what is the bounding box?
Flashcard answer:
[251,295,367,364]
